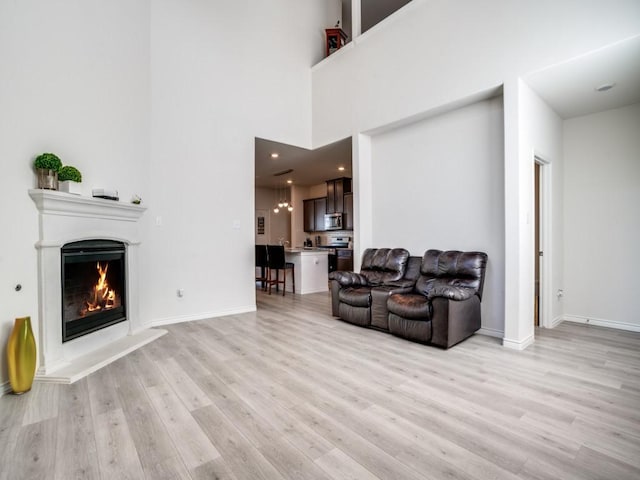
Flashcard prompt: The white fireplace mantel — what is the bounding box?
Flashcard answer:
[29,189,165,383]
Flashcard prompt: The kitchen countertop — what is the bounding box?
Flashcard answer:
[285,247,329,254]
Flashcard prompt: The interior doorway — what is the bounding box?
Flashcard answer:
[534,156,550,328]
[534,162,541,326]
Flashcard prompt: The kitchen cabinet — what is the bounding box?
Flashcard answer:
[303,199,315,232]
[314,197,327,231]
[285,249,329,294]
[326,177,351,213]
[343,192,353,230]
[303,197,327,232]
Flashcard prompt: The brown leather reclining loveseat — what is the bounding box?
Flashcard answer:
[329,248,421,328]
[329,248,488,348]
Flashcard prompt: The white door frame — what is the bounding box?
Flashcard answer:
[535,155,553,328]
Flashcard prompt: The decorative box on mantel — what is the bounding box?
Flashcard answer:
[28,190,165,383]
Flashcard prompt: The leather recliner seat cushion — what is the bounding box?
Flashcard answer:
[387,293,431,320]
[338,287,372,307]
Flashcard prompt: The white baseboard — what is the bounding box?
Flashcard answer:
[150,304,256,327]
[502,333,535,350]
[550,315,564,328]
[477,327,504,338]
[563,314,640,333]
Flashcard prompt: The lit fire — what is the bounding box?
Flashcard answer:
[82,262,117,315]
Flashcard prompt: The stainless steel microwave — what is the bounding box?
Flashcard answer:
[324,213,343,230]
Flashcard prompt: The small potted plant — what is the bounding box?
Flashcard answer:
[58,165,83,195]
[33,153,62,190]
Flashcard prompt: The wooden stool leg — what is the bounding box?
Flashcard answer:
[282,268,286,297]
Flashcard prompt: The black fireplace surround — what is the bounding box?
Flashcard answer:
[61,240,127,342]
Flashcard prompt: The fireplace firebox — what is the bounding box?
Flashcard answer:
[61,240,127,342]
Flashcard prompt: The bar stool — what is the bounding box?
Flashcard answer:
[255,245,268,290]
[266,245,295,296]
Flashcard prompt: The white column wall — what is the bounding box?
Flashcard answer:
[503,79,563,349]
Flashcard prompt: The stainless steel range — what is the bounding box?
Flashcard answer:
[318,235,353,272]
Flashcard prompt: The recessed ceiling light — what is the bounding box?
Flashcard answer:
[287,179,293,184]
[595,83,616,92]
[270,152,279,158]
[338,166,345,171]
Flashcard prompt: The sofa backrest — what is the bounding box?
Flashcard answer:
[404,256,422,283]
[360,248,410,285]
[415,250,488,299]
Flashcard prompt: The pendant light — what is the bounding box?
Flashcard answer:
[272,184,293,214]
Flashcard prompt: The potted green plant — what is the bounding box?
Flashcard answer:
[58,165,82,195]
[33,153,62,190]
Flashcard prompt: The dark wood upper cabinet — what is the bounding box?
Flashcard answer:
[314,197,327,231]
[326,180,335,213]
[344,192,353,230]
[303,198,315,232]
[303,178,352,232]
[326,177,351,213]
[303,197,327,232]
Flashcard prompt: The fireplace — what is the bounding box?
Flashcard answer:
[29,189,166,382]
[62,240,127,342]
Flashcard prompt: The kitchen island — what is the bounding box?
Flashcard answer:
[284,248,329,294]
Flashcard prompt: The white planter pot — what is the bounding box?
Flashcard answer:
[59,181,82,195]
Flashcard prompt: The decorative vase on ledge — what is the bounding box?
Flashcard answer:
[7,316,37,394]
[36,168,58,190]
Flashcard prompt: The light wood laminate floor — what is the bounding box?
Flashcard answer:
[1,290,639,479]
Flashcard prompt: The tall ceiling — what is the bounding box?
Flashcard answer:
[255,13,640,191]
[254,137,352,189]
[525,36,640,119]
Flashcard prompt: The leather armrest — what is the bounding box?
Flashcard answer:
[430,295,481,348]
[329,271,369,287]
[427,285,476,301]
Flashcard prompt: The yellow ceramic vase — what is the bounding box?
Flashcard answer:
[7,316,37,394]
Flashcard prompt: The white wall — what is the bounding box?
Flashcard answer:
[313,0,640,147]
[313,0,640,347]
[370,98,505,334]
[144,0,332,325]
[0,0,334,387]
[0,0,150,386]
[563,103,640,331]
